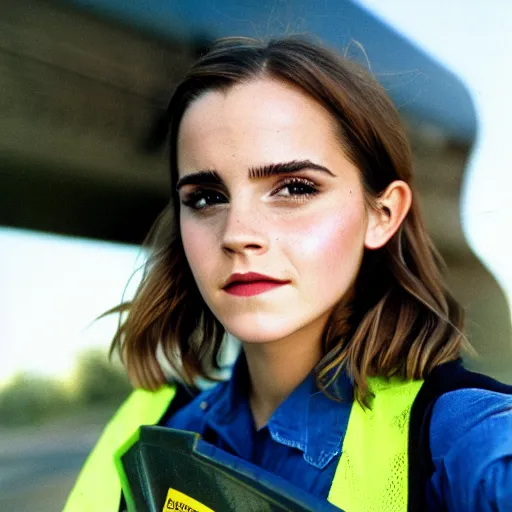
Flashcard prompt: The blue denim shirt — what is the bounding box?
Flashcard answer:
[168,354,353,498]
[167,357,512,510]
[426,387,512,511]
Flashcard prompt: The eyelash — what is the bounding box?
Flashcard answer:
[181,177,319,211]
[271,177,319,201]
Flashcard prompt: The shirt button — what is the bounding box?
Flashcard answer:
[199,401,209,411]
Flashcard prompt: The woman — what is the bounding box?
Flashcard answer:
[65,36,512,511]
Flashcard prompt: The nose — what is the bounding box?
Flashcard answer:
[221,201,269,257]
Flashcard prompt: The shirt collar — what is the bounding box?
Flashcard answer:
[268,367,353,469]
[204,353,353,469]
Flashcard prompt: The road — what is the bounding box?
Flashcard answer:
[0,407,116,512]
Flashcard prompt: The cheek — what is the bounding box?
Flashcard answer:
[284,203,367,279]
[180,218,212,280]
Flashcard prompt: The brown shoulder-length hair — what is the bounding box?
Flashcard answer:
[109,35,468,402]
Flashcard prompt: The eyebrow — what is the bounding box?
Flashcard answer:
[176,170,222,190]
[248,160,335,179]
[176,160,335,191]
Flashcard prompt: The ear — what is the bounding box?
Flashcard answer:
[364,180,412,250]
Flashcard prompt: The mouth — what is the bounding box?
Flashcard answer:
[223,272,290,297]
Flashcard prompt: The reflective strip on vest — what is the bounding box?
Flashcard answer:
[63,384,176,512]
[328,377,424,512]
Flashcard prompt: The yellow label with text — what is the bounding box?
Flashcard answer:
[162,487,215,512]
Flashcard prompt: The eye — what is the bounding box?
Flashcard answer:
[181,189,228,210]
[272,177,319,200]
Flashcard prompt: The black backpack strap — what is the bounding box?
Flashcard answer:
[407,360,512,512]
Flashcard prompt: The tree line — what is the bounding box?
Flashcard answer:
[0,350,132,426]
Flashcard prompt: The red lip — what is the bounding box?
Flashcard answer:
[223,272,290,297]
[223,272,288,287]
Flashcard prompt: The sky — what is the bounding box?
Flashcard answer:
[2,0,511,384]
[0,228,142,384]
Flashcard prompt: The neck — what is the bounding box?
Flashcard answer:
[242,318,326,430]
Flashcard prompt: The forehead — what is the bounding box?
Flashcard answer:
[177,78,341,173]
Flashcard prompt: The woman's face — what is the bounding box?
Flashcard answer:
[177,78,373,345]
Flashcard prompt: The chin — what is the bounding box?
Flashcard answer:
[222,315,302,345]
[230,331,285,345]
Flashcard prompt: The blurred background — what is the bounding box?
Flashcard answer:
[1,0,511,510]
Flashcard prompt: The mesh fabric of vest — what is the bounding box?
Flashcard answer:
[328,377,423,512]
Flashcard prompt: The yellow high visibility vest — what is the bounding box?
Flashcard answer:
[64,386,177,512]
[63,377,423,512]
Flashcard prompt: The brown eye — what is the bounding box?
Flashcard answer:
[182,189,228,210]
[273,178,319,199]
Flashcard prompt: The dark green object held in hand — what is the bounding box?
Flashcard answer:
[116,426,344,512]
